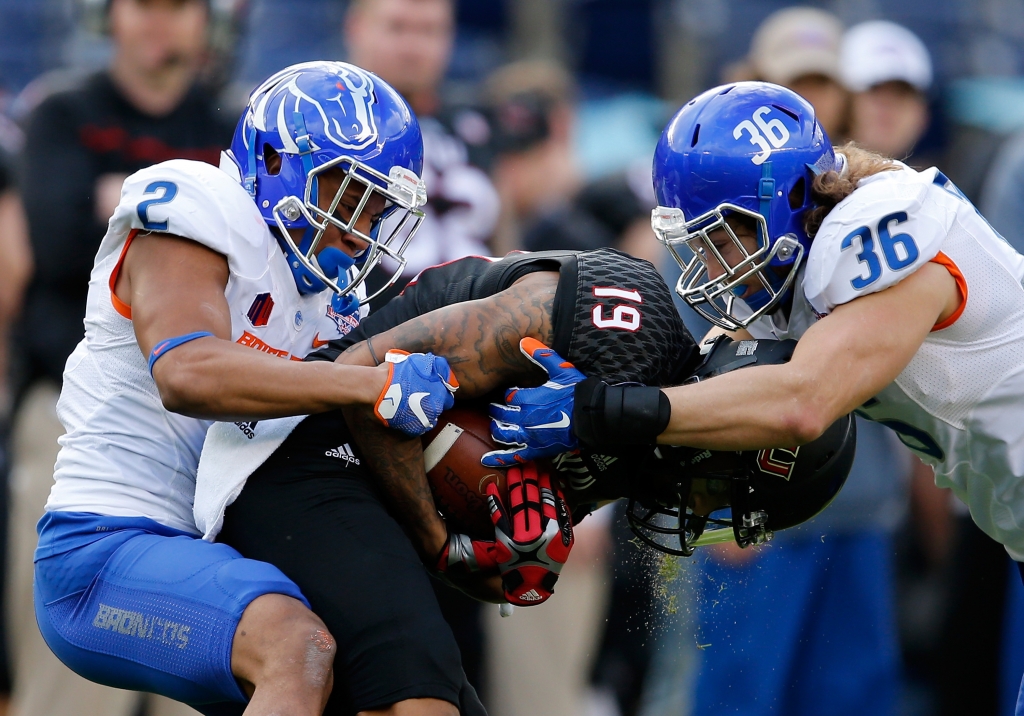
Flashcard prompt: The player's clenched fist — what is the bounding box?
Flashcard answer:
[482,338,584,467]
[374,350,458,436]
[487,462,574,605]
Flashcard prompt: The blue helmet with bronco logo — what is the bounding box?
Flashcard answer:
[229,61,426,302]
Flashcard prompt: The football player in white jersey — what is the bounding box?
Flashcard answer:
[483,82,1024,710]
[33,61,459,716]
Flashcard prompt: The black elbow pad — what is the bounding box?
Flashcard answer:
[573,377,671,448]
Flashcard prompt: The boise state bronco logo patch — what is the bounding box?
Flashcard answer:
[326,303,360,336]
[247,293,274,327]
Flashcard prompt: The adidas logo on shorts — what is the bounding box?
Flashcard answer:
[234,421,258,439]
[589,454,618,472]
[518,589,543,602]
[325,443,361,466]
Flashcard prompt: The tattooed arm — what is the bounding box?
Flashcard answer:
[339,271,558,573]
[342,271,558,396]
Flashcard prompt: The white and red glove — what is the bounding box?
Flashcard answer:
[435,463,574,606]
[488,462,574,605]
[435,531,500,579]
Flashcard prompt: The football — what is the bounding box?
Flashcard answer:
[422,406,508,539]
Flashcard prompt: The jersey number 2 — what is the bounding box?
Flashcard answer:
[137,181,178,232]
[840,211,919,289]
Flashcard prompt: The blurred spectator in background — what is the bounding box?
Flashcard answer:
[747,7,848,141]
[841,21,933,161]
[484,60,581,256]
[485,59,662,267]
[345,0,498,296]
[0,124,29,421]
[981,130,1024,255]
[7,1,229,714]
[0,118,29,714]
[13,0,229,395]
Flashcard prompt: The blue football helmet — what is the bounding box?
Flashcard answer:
[651,82,836,330]
[228,61,427,301]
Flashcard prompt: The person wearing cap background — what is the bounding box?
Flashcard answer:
[746,6,849,141]
[842,20,933,161]
[483,60,583,258]
[8,1,227,715]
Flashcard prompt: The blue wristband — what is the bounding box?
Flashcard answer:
[148,331,215,376]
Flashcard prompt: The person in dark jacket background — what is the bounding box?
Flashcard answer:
[7,2,230,715]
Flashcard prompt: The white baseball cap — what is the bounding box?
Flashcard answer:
[841,21,933,93]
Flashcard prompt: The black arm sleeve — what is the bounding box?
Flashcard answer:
[306,253,568,362]
[309,248,699,390]
[553,248,698,386]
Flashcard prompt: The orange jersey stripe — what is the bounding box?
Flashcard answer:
[108,229,140,319]
[930,251,968,332]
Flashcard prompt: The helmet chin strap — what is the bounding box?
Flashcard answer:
[318,248,360,316]
[276,226,320,295]
[732,265,789,312]
[243,123,258,198]
[733,160,795,313]
[274,229,359,312]
[276,109,365,307]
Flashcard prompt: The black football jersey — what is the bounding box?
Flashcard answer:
[309,248,697,386]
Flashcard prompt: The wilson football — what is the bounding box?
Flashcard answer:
[422,406,508,539]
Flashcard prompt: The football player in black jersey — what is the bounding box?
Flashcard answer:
[210,248,855,716]
[212,248,695,716]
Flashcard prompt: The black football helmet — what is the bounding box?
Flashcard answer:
[553,336,857,556]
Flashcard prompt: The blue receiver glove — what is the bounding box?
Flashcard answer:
[481,338,584,467]
[374,350,458,436]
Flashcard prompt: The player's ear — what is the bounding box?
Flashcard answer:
[788,177,806,210]
[264,145,282,175]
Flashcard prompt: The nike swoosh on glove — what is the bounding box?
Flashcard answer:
[487,462,574,606]
[481,338,584,467]
[374,350,458,436]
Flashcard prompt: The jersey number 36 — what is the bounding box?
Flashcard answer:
[840,211,919,290]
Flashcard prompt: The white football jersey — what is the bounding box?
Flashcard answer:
[46,157,366,533]
[748,163,1024,560]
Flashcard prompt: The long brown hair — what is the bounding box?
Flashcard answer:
[804,143,901,238]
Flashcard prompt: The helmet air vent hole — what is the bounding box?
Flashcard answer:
[788,178,806,210]
[720,86,735,95]
[263,144,282,175]
[772,104,800,122]
[691,124,701,147]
